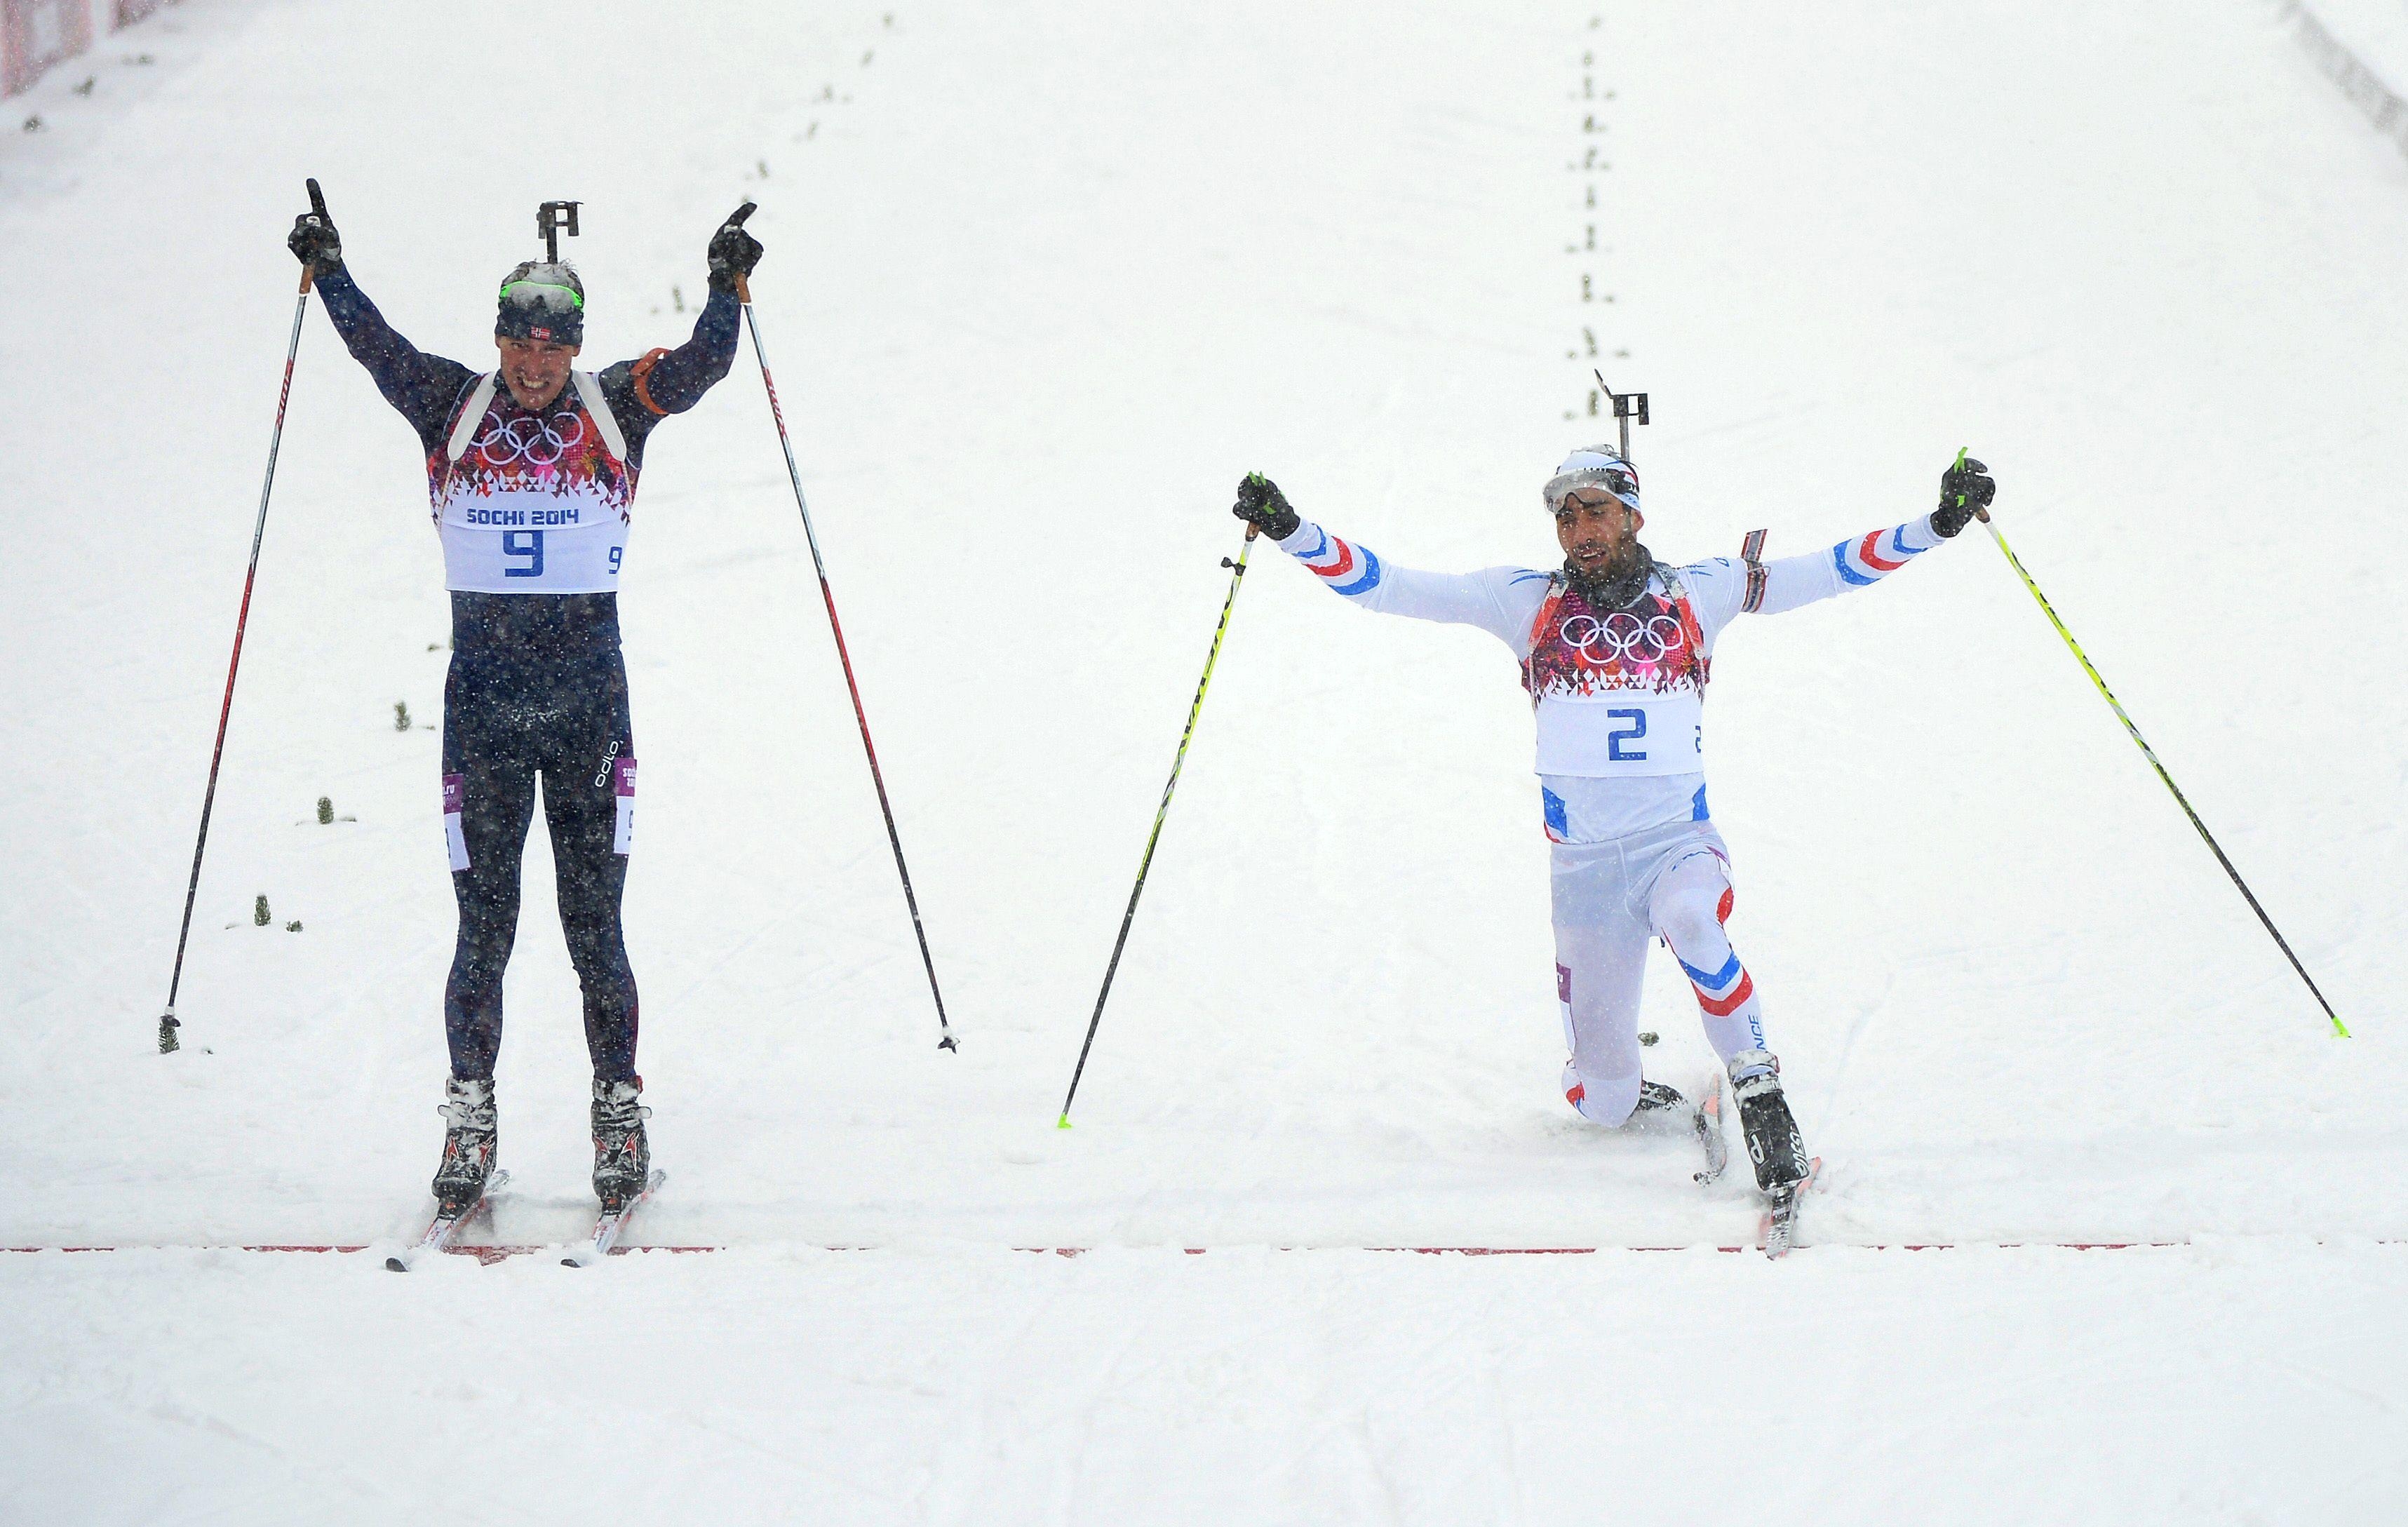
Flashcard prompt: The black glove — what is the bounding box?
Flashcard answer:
[1232,473,1300,539]
[287,181,341,279]
[707,202,762,292]
[1933,454,1994,538]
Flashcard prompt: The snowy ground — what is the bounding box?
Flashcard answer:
[10,1240,2403,1524]
[4,0,2404,1519]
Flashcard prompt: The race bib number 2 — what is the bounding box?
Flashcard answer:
[1532,692,1706,778]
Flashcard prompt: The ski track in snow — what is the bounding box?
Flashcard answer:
[5,0,2408,1518]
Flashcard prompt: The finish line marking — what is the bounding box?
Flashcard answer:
[3,1240,2310,1261]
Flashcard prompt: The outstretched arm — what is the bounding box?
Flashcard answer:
[1756,513,1948,614]
[1233,474,1547,651]
[1684,457,1996,634]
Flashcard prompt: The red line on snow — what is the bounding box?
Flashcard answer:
[9,1240,2360,1258]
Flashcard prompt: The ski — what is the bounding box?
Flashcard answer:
[385,1169,510,1272]
[563,1167,666,1267]
[1758,1156,1822,1260]
[1691,1072,1730,1185]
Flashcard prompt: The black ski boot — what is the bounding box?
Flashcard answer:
[591,1076,651,1211]
[432,1077,498,1216]
[1729,1049,1808,1193]
[1634,1077,1730,1183]
[1632,1079,1688,1118]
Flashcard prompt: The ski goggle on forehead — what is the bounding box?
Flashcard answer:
[499,279,584,313]
[1550,469,1639,512]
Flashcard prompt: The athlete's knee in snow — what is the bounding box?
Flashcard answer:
[1566,1068,1642,1128]
[1655,899,1729,962]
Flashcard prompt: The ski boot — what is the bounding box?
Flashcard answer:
[591,1075,652,1212]
[431,1077,498,1216]
[1728,1049,1809,1193]
[1632,1079,1685,1117]
[1634,1077,1730,1183]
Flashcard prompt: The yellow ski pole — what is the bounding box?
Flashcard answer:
[1058,523,1259,1125]
[1963,450,2347,1037]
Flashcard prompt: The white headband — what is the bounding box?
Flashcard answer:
[1542,447,1641,513]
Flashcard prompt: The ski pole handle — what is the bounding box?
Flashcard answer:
[1951,445,1993,524]
[299,177,330,295]
[720,201,760,305]
[1224,524,1258,570]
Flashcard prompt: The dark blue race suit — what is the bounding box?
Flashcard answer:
[318,265,738,1083]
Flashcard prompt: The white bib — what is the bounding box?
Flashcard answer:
[1533,689,1705,777]
[432,371,634,595]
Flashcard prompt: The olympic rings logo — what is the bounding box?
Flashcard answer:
[475,409,587,469]
[1557,612,1687,665]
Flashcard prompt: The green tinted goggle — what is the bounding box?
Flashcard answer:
[499,279,584,312]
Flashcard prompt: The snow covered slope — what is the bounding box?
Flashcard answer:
[2,0,2404,1514]
[5,0,2397,1251]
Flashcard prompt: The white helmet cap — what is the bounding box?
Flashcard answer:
[1543,445,1641,513]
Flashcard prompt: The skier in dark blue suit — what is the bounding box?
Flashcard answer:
[288,191,760,1214]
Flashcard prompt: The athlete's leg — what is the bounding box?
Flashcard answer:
[441,667,538,1083]
[1551,841,1654,1127]
[539,664,640,1082]
[1648,847,1772,1074]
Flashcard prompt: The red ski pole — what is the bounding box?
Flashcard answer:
[157,181,321,1054]
[733,243,957,1052]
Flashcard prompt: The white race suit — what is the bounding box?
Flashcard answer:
[1271,511,1951,1126]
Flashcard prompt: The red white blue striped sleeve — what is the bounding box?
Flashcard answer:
[1273,518,1547,651]
[1744,512,1946,619]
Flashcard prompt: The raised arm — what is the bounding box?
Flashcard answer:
[595,204,755,459]
[595,290,739,455]
[1232,474,1547,651]
[312,269,478,455]
[289,190,476,454]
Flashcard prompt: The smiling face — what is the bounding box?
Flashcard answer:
[1553,487,1643,580]
[495,335,581,410]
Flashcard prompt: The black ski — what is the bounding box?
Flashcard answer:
[386,1169,510,1272]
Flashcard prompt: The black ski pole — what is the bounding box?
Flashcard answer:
[731,236,957,1051]
[157,178,323,1054]
[1058,524,1258,1127]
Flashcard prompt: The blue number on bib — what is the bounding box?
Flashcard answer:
[1607,708,1648,761]
[608,545,623,575]
[503,530,545,579]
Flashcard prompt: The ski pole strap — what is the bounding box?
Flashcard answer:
[1740,529,1768,613]
[1981,518,2349,1039]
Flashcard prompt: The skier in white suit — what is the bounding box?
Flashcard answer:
[1229,448,1994,1196]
